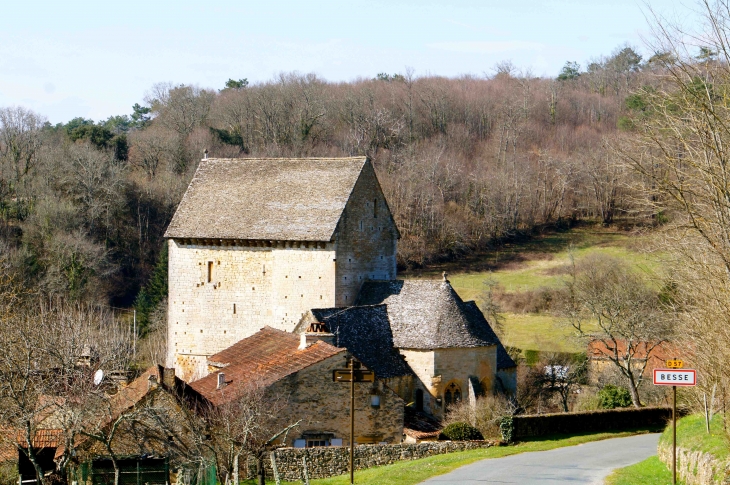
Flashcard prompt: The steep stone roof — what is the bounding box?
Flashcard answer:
[356,280,501,351]
[165,157,368,241]
[190,327,345,406]
[305,305,413,379]
[462,301,516,370]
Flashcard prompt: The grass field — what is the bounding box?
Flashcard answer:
[604,456,673,485]
[240,429,658,485]
[406,224,661,354]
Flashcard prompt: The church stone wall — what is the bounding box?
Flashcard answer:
[167,239,337,380]
[334,161,398,306]
[400,346,498,417]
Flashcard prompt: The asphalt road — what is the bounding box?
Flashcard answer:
[419,433,660,484]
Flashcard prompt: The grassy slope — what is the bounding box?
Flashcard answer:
[242,429,658,485]
[604,456,673,485]
[659,413,728,461]
[408,225,659,354]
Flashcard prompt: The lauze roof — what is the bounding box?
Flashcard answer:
[165,157,368,241]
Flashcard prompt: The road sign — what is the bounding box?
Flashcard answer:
[653,369,696,386]
[333,369,375,382]
[666,359,684,369]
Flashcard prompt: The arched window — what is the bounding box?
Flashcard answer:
[444,382,461,408]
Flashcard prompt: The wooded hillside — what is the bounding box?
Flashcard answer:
[0,46,649,307]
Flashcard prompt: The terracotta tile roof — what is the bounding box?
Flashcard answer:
[190,327,345,406]
[588,340,683,363]
[403,407,442,440]
[164,157,368,241]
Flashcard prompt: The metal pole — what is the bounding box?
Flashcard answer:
[673,385,677,485]
[350,358,355,485]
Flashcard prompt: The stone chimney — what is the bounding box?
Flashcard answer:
[442,271,449,283]
[203,149,209,160]
[299,322,335,349]
[162,367,176,389]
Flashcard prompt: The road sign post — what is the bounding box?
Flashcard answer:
[333,357,375,485]
[654,365,697,485]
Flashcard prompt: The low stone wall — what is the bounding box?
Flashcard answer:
[658,442,730,485]
[261,441,496,481]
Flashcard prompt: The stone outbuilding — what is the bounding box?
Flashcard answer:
[189,327,404,447]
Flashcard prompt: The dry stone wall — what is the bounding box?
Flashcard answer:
[258,441,496,481]
[659,442,730,484]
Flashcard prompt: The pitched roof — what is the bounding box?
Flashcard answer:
[190,327,345,406]
[164,157,368,241]
[356,280,501,351]
[306,305,413,379]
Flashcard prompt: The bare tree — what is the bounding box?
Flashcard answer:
[561,254,670,407]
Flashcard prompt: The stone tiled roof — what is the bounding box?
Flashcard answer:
[306,305,413,379]
[190,327,345,406]
[165,157,368,241]
[462,301,516,370]
[356,280,501,351]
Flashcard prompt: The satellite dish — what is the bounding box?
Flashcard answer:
[93,369,104,386]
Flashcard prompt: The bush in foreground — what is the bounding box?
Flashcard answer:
[440,422,484,441]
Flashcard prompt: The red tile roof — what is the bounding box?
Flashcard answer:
[587,340,683,363]
[190,327,345,406]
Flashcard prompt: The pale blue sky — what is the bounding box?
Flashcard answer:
[0,0,698,123]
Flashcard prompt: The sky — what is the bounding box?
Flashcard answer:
[0,0,701,124]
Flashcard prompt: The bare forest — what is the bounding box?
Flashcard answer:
[0,46,649,314]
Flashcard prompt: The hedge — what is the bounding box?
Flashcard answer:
[500,407,672,442]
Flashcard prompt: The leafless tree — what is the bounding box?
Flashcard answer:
[560,254,670,407]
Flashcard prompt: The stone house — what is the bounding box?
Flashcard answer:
[164,157,399,380]
[189,327,404,447]
[296,278,516,418]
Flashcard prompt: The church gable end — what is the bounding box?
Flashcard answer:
[333,160,399,305]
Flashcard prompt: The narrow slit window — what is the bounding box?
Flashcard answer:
[233,303,236,314]
[373,199,378,218]
[207,262,213,283]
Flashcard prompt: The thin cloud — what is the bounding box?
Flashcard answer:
[428,41,544,53]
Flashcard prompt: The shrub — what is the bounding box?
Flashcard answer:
[443,394,514,438]
[598,384,632,409]
[440,422,484,441]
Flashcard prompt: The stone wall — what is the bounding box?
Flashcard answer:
[658,442,730,485]
[399,346,498,418]
[259,440,496,481]
[269,355,404,447]
[167,239,337,380]
[334,160,398,306]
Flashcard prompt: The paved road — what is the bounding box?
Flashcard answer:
[420,433,660,484]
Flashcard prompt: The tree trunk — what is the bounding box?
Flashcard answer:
[256,456,265,485]
[627,374,642,408]
[233,454,239,485]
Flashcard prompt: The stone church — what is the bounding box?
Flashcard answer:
[164,156,515,422]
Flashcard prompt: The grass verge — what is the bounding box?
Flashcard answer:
[604,456,673,485]
[659,413,728,461]
[243,428,659,485]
